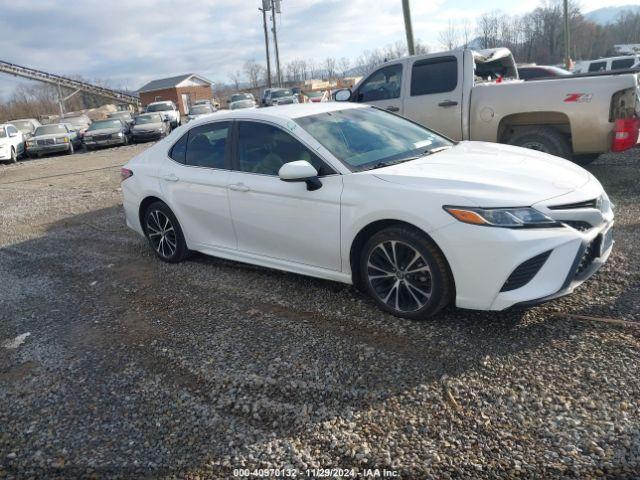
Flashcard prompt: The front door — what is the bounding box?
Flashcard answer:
[226,121,342,271]
[353,63,404,115]
[159,121,237,250]
[402,55,463,140]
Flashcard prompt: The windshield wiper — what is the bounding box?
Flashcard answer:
[364,146,452,171]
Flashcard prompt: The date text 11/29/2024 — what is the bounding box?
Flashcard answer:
[233,467,400,478]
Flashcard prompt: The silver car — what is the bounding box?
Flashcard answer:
[9,118,41,139]
[228,93,257,110]
[186,104,216,123]
[264,88,298,106]
[26,123,81,157]
[130,113,170,143]
[83,119,130,150]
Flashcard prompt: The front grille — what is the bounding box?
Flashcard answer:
[94,134,110,141]
[576,238,600,276]
[501,250,552,292]
[37,139,54,146]
[548,198,598,210]
[563,220,593,232]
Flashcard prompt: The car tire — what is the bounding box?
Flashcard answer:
[143,202,190,263]
[508,126,571,159]
[10,147,17,164]
[359,226,454,320]
[572,153,599,166]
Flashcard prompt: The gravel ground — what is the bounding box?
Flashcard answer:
[0,145,639,479]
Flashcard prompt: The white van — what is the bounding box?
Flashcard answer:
[573,55,640,74]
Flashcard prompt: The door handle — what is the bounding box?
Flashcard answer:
[386,106,400,112]
[163,173,179,182]
[438,100,458,107]
[228,183,250,192]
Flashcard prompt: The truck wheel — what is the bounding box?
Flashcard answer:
[572,154,599,166]
[508,126,571,159]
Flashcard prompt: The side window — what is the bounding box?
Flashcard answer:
[411,57,458,96]
[612,58,634,70]
[237,121,335,177]
[357,64,403,102]
[588,61,606,72]
[7,126,17,135]
[169,132,188,164]
[0,128,6,138]
[185,122,230,169]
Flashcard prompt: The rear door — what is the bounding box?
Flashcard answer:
[402,55,463,140]
[353,63,404,114]
[159,121,237,250]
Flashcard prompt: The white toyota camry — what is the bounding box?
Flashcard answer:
[121,103,614,319]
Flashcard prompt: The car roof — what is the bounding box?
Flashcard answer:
[188,102,367,126]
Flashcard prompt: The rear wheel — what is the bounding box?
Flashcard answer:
[508,126,571,159]
[359,226,453,319]
[143,202,190,263]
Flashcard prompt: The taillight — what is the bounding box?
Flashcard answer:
[120,168,133,181]
[612,118,640,152]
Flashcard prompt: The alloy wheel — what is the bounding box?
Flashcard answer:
[366,240,433,313]
[146,209,177,259]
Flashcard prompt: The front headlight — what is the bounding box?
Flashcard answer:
[443,206,560,228]
[113,132,124,138]
[27,140,36,147]
[56,137,69,144]
[84,136,93,141]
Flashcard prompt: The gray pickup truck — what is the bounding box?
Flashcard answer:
[335,48,640,164]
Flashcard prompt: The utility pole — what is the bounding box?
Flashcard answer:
[57,84,65,116]
[260,1,272,89]
[401,0,415,56]
[563,0,571,69]
[271,0,282,87]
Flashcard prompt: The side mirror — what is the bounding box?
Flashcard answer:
[334,89,352,102]
[278,160,322,191]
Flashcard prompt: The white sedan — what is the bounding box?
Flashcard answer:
[121,103,614,319]
[0,123,25,163]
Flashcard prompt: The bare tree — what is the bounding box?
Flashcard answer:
[339,57,351,77]
[243,60,264,89]
[439,20,460,51]
[228,70,241,91]
[324,57,337,81]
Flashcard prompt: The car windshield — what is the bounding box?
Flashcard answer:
[135,114,163,124]
[10,120,33,132]
[35,124,68,135]
[272,89,292,98]
[305,91,324,98]
[295,107,452,171]
[190,105,213,115]
[61,117,86,126]
[88,120,122,131]
[230,93,252,102]
[147,103,172,112]
[230,100,253,110]
[109,112,131,119]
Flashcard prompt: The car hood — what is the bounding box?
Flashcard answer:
[371,141,592,207]
[132,123,163,131]
[86,128,122,136]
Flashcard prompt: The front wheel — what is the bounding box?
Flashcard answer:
[360,226,454,319]
[67,143,74,155]
[143,202,190,263]
[10,148,17,163]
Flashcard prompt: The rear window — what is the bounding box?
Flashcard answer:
[588,61,607,72]
[611,58,635,70]
[411,57,458,96]
[169,133,188,164]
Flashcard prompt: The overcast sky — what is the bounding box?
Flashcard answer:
[0,0,634,96]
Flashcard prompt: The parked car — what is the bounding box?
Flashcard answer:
[9,118,41,139]
[26,123,81,157]
[58,114,91,138]
[186,104,216,122]
[517,65,572,81]
[121,103,614,319]
[261,88,273,107]
[334,47,640,164]
[228,93,257,110]
[0,123,25,163]
[130,113,170,143]
[107,111,134,125]
[573,55,640,74]
[145,101,181,128]
[264,88,299,106]
[194,99,213,107]
[302,90,330,103]
[83,119,131,150]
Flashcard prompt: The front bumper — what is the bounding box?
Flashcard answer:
[432,217,614,311]
[26,143,71,154]
[84,137,126,147]
[132,131,162,142]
